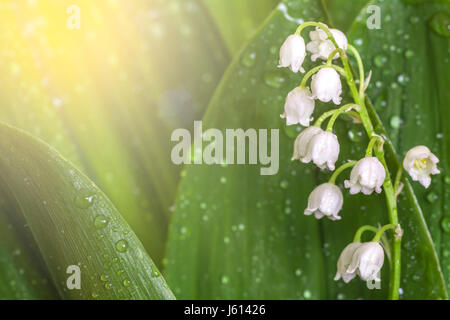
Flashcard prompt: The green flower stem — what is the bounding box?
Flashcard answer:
[300,64,345,88]
[365,135,382,157]
[326,104,358,132]
[329,161,357,184]
[314,103,356,128]
[347,44,365,96]
[353,225,379,242]
[394,168,403,195]
[326,48,345,65]
[373,224,397,242]
[338,44,402,300]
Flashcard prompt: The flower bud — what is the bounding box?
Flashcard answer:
[403,145,440,188]
[334,242,362,283]
[278,34,306,73]
[346,242,385,282]
[305,183,343,221]
[311,67,342,105]
[306,27,348,61]
[281,87,315,126]
[344,157,385,195]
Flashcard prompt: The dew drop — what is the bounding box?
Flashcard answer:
[221,275,229,284]
[294,268,302,277]
[241,51,257,67]
[104,283,113,290]
[280,180,289,189]
[264,71,286,88]
[115,239,129,253]
[303,290,312,299]
[426,192,438,203]
[441,217,450,233]
[404,49,414,59]
[283,125,302,138]
[390,116,402,129]
[348,128,363,142]
[74,191,96,209]
[94,215,109,229]
[429,12,450,38]
[220,176,227,184]
[100,274,109,282]
[374,55,387,67]
[123,279,131,287]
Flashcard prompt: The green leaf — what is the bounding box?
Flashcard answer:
[0,122,174,299]
[202,0,280,54]
[0,0,279,269]
[165,0,447,299]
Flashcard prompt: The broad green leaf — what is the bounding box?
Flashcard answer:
[202,0,280,54]
[0,122,174,299]
[0,0,278,269]
[165,0,447,299]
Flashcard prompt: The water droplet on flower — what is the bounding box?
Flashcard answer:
[115,239,128,253]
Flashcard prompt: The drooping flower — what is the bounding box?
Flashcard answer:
[307,131,340,170]
[292,126,322,161]
[278,34,307,73]
[304,183,343,221]
[346,242,385,282]
[403,145,440,188]
[280,87,315,126]
[311,67,342,105]
[306,27,348,61]
[334,242,362,283]
[293,127,340,170]
[344,157,385,195]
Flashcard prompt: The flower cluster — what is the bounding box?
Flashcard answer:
[278,22,441,291]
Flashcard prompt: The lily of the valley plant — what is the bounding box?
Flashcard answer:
[278,22,441,300]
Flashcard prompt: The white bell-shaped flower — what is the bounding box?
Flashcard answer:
[280,87,315,126]
[292,126,322,161]
[311,67,342,105]
[278,34,306,73]
[306,131,340,170]
[403,145,440,188]
[334,242,362,283]
[306,27,348,61]
[344,157,385,195]
[305,183,343,221]
[346,242,385,282]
